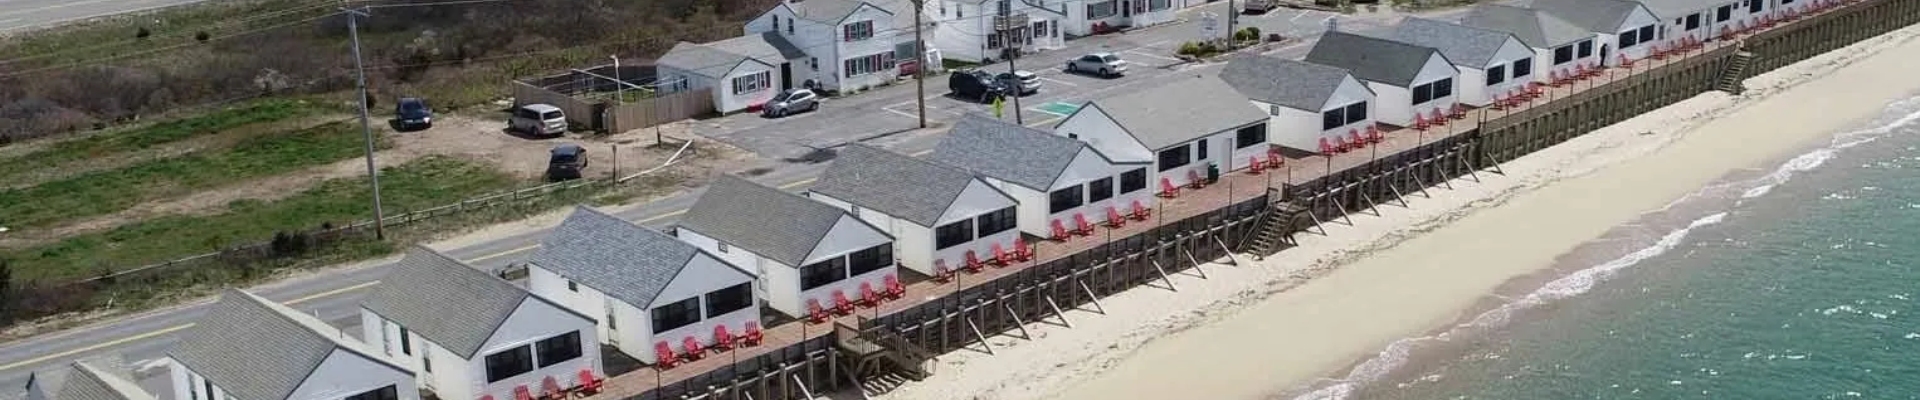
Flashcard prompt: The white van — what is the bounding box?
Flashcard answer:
[511,104,568,137]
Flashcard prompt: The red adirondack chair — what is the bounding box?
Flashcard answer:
[933,258,955,282]
[712,324,735,351]
[681,336,705,360]
[514,386,534,400]
[653,341,678,368]
[541,376,565,400]
[1130,199,1151,221]
[1429,108,1447,125]
[480,395,496,400]
[1319,137,1336,154]
[884,274,906,298]
[1412,113,1430,131]
[743,321,764,346]
[1348,130,1365,149]
[1266,150,1284,169]
[831,290,854,314]
[576,369,603,395]
[857,282,879,307]
[1050,219,1073,240]
[1159,177,1180,198]
[1367,125,1383,143]
[1072,213,1095,235]
[1014,236,1035,260]
[807,299,829,323]
[1186,169,1205,189]
[1449,103,1468,120]
[1105,206,1126,228]
[992,243,1015,265]
[1247,156,1263,174]
[964,250,985,272]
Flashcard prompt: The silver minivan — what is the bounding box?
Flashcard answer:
[511,104,568,137]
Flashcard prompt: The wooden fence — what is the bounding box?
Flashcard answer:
[604,88,715,133]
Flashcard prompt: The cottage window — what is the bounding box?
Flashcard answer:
[1487,64,1508,85]
[935,221,975,249]
[843,52,894,77]
[484,347,534,383]
[1049,186,1084,213]
[1087,0,1117,19]
[422,347,432,372]
[1149,0,1171,11]
[650,297,701,333]
[704,283,753,317]
[988,33,1004,49]
[1120,168,1147,194]
[844,20,874,41]
[1195,140,1209,160]
[1088,177,1115,202]
[800,258,848,290]
[1033,21,1048,38]
[1553,45,1574,64]
[958,4,964,18]
[398,327,413,355]
[1413,82,1435,105]
[848,245,893,276]
[976,207,1017,235]
[1157,144,1191,171]
[1511,59,1532,78]
[1687,14,1702,30]
[202,380,216,400]
[1269,104,1281,116]
[1321,108,1345,130]
[1235,124,1266,149]
[940,3,946,16]
[1344,102,1367,125]
[535,331,583,367]
[1433,78,1452,99]
[1638,26,1655,43]
[344,386,399,400]
[999,0,1011,15]
[788,22,795,35]
[773,16,780,32]
[731,71,771,95]
[1717,5,1733,22]
[1748,0,1763,13]
[1577,40,1593,58]
[1618,31,1638,48]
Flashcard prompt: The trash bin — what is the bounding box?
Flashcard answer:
[1207,163,1221,184]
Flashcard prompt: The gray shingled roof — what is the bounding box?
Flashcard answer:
[29,360,154,400]
[657,33,804,78]
[1076,75,1270,150]
[1219,54,1357,111]
[1305,31,1446,87]
[790,0,885,24]
[362,246,534,358]
[1461,4,1591,49]
[813,144,987,227]
[1392,17,1526,68]
[534,207,750,308]
[931,114,1125,191]
[1635,0,1727,19]
[172,290,400,400]
[680,175,878,266]
[1523,0,1645,33]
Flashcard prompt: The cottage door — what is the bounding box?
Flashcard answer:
[1122,0,1132,18]
[780,63,794,91]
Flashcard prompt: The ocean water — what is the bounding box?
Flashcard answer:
[1316,95,1920,400]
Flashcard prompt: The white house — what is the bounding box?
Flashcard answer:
[1218,55,1376,153]
[26,358,155,400]
[675,175,897,319]
[1053,75,1270,189]
[1636,0,1754,44]
[929,114,1153,239]
[1061,0,1178,36]
[746,0,917,94]
[1390,18,1538,106]
[360,246,602,400]
[169,290,419,400]
[927,0,1068,62]
[655,33,809,113]
[1305,31,1459,128]
[1526,0,1662,65]
[811,144,1020,275]
[1461,4,1594,83]
[528,206,760,365]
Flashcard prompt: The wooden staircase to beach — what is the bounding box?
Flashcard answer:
[1239,198,1310,259]
[1716,51,1755,94]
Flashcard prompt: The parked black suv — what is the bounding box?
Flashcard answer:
[394,97,432,131]
[948,70,1010,103]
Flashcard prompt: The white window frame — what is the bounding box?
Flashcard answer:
[843,20,874,42]
[730,71,771,95]
[842,52,894,77]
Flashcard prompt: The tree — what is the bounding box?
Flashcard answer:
[0,259,12,323]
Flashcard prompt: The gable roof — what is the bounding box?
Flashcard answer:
[931,114,1127,191]
[1076,75,1270,150]
[1220,54,1361,111]
[363,246,543,358]
[171,290,405,400]
[533,207,751,307]
[1305,31,1447,87]
[813,144,995,227]
[1391,17,1528,68]
[657,33,805,78]
[679,175,883,266]
[28,359,154,400]
[789,0,891,24]
[1460,4,1591,49]
[1523,0,1647,33]
[1634,0,1730,19]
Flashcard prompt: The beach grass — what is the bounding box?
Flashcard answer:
[0,99,330,180]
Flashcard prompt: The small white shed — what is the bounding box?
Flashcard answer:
[1305,31,1459,128]
[930,114,1154,240]
[1219,55,1376,153]
[1390,18,1538,106]
[675,175,897,319]
[169,290,420,400]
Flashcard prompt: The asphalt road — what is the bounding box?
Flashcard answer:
[0,0,210,33]
[0,3,1443,398]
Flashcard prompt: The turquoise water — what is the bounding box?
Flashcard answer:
[1322,96,1920,400]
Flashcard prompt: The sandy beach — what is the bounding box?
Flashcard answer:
[868,23,1920,400]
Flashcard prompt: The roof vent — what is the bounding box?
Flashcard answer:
[1325,16,1340,32]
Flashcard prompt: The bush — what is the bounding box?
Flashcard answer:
[1235,27,1262,42]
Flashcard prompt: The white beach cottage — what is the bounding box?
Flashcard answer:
[26,358,155,400]
[1390,18,1538,107]
[1635,0,1750,45]
[930,114,1154,239]
[675,175,897,319]
[1061,0,1178,36]
[746,0,917,94]
[1460,4,1595,83]
[169,290,420,400]
[359,246,602,400]
[1525,0,1662,65]
[1053,75,1270,189]
[1218,55,1376,153]
[928,0,1068,62]
[528,206,760,365]
[810,144,1021,275]
[654,33,810,113]
[1304,31,1458,128]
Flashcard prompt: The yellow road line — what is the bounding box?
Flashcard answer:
[465,244,541,263]
[637,209,687,224]
[778,178,817,190]
[285,281,382,305]
[911,149,933,156]
[0,324,194,371]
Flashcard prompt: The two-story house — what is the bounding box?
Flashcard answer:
[1305,31,1458,128]
[931,114,1152,239]
[928,0,1068,62]
[1053,75,1270,189]
[1461,4,1595,84]
[1526,0,1662,65]
[748,0,921,94]
[360,246,602,400]
[1390,18,1538,107]
[1219,55,1376,153]
[675,175,897,319]
[529,206,760,365]
[169,290,419,400]
[811,144,1021,275]
[26,357,155,400]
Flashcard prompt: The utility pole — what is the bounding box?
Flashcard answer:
[611,56,623,104]
[344,6,385,240]
[998,2,1023,124]
[1226,0,1237,51]
[913,0,928,128]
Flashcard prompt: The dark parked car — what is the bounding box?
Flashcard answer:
[948,70,1010,103]
[395,97,432,130]
[547,143,589,181]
